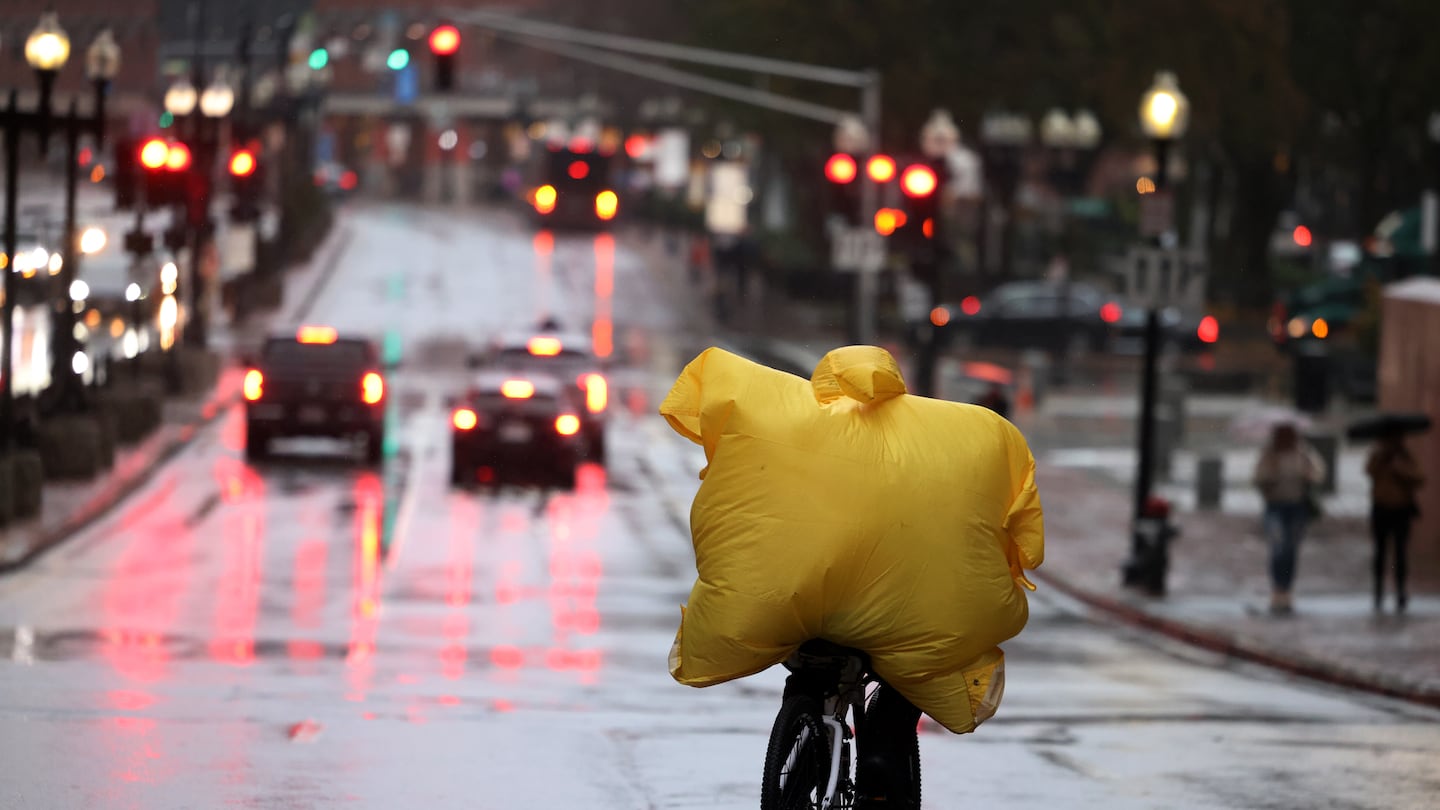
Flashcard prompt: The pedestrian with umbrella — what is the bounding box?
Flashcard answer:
[1349,412,1432,613]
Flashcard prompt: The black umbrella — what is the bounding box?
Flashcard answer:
[1345,411,1433,441]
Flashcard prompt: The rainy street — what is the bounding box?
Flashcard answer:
[0,203,1436,809]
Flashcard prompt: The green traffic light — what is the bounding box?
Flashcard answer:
[158,111,173,129]
[308,48,328,70]
[386,48,410,71]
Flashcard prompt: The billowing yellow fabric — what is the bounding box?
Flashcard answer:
[660,346,1044,734]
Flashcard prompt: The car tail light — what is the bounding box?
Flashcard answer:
[243,369,264,401]
[595,190,618,221]
[297,325,338,344]
[501,380,535,399]
[583,373,607,413]
[533,184,557,215]
[555,414,581,436]
[527,336,563,356]
[1099,302,1123,324]
[452,408,478,431]
[1197,315,1219,344]
[960,295,981,316]
[361,372,384,404]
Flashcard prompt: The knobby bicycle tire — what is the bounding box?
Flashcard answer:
[861,689,922,809]
[761,694,828,810]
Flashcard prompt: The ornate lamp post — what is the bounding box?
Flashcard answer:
[5,13,119,444]
[1124,71,1190,595]
[48,30,122,409]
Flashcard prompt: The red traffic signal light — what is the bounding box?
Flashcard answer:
[866,154,896,183]
[429,24,461,56]
[164,141,192,172]
[825,153,858,184]
[900,164,938,198]
[229,149,256,177]
[139,138,169,170]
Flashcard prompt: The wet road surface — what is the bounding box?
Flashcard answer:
[1,203,1437,809]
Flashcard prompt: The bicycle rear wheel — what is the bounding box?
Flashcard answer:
[761,694,828,810]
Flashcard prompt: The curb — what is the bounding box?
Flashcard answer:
[0,222,355,577]
[1032,569,1440,710]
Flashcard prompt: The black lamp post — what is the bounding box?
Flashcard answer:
[4,13,118,447]
[1124,71,1189,594]
[49,29,121,412]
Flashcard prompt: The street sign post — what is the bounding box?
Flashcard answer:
[831,225,885,273]
[1121,246,1206,310]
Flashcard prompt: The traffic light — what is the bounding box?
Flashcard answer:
[228,145,262,222]
[896,158,944,259]
[112,136,138,210]
[308,47,329,70]
[138,137,189,206]
[429,23,460,92]
[824,152,860,225]
[386,47,410,71]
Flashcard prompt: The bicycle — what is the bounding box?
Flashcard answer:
[761,639,921,810]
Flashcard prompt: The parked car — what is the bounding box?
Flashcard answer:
[941,281,1218,355]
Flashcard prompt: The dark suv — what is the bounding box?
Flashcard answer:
[243,327,387,463]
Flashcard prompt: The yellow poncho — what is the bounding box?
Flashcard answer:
[660,345,1044,733]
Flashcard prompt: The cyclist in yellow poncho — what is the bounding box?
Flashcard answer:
[661,345,1044,800]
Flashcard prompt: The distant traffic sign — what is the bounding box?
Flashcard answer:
[1122,246,1206,309]
[832,226,886,273]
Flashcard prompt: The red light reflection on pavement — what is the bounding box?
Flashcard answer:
[210,509,264,665]
[289,539,328,667]
[592,234,614,358]
[534,230,555,322]
[346,473,385,701]
[441,497,477,680]
[99,477,188,684]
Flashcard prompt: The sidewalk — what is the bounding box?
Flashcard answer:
[647,255,1440,708]
[0,220,353,573]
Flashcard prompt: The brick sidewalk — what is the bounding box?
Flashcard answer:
[1036,462,1440,705]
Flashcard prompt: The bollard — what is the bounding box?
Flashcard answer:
[1305,431,1339,494]
[1196,454,1224,510]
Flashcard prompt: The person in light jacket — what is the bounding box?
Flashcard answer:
[1252,424,1327,614]
[1365,430,1424,612]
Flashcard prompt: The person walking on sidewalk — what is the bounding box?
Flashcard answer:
[1365,430,1424,612]
[1252,424,1327,614]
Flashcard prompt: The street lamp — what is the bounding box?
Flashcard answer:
[165,78,198,118]
[25,11,70,149]
[1124,71,1190,596]
[1139,71,1189,188]
[200,76,235,119]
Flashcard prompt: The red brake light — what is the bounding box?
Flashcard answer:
[297,325,338,344]
[960,296,981,316]
[1100,302,1123,324]
[568,161,590,180]
[243,369,264,401]
[452,408,478,431]
[583,373,607,413]
[229,149,256,177]
[501,380,535,399]
[1197,315,1220,344]
[555,414,581,436]
[139,139,169,170]
[361,372,384,405]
